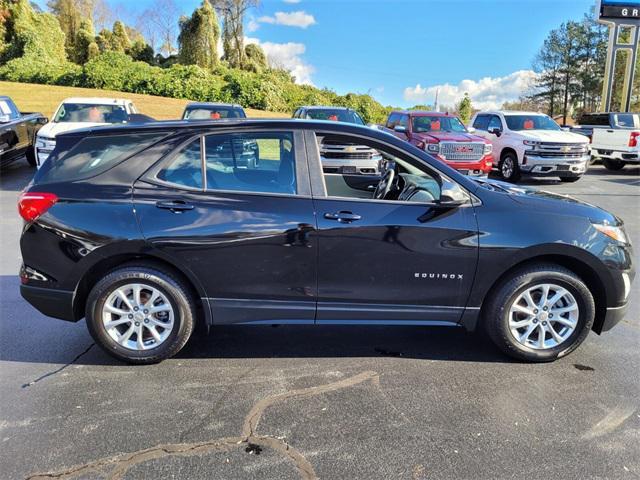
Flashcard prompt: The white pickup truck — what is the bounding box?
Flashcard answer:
[470,111,591,183]
[35,97,139,168]
[571,112,640,171]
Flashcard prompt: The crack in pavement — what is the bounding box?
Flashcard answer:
[21,344,95,389]
[26,370,380,480]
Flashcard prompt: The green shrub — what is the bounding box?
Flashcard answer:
[0,56,82,85]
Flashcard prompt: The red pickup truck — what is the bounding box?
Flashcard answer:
[383,110,493,175]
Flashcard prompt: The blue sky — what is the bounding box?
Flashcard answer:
[37,0,597,108]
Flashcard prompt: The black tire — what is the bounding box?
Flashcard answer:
[86,264,196,364]
[25,147,36,167]
[499,152,521,183]
[559,176,581,183]
[483,264,595,362]
[603,159,625,171]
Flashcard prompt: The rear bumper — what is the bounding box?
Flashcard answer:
[20,284,78,322]
[595,149,640,163]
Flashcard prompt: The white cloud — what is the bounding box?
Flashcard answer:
[283,0,301,3]
[403,70,538,110]
[257,11,316,29]
[247,17,260,33]
[245,37,315,85]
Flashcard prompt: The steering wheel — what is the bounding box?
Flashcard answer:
[373,167,396,200]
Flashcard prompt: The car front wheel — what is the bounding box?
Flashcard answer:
[484,264,594,362]
[86,264,196,364]
[499,152,521,182]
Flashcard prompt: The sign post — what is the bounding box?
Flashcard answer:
[599,0,640,112]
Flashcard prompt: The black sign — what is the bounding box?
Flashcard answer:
[600,1,640,19]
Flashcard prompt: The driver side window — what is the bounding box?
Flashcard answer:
[315,133,468,205]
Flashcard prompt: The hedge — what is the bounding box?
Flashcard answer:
[0,51,391,123]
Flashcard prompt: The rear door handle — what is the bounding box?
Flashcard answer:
[156,200,194,212]
[324,211,362,223]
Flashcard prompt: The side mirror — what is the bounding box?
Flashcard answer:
[394,125,406,133]
[488,127,502,137]
[467,126,476,134]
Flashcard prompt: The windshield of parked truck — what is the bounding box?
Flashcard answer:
[613,113,639,128]
[304,109,365,125]
[412,116,467,133]
[183,107,246,120]
[53,103,128,123]
[504,114,560,131]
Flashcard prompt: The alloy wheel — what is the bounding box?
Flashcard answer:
[101,283,175,351]
[502,157,514,178]
[508,283,579,350]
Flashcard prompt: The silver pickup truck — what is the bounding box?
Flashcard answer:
[292,106,382,174]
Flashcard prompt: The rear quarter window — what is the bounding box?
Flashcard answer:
[34,133,166,185]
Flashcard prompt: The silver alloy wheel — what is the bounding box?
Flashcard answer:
[102,283,175,351]
[508,283,579,350]
[502,157,514,178]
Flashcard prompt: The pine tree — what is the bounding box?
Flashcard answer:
[178,0,220,69]
[457,93,473,124]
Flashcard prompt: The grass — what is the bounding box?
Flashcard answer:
[0,81,290,120]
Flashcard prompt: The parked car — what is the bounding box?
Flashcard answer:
[383,110,493,176]
[471,111,591,182]
[18,119,634,364]
[35,97,139,168]
[293,106,382,174]
[570,112,640,171]
[0,96,47,168]
[182,102,247,120]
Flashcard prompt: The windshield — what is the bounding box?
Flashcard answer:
[54,103,128,124]
[412,116,467,133]
[183,107,246,120]
[504,115,560,131]
[613,113,639,129]
[304,109,365,125]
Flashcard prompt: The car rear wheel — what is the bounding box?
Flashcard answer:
[25,147,36,167]
[499,152,521,183]
[86,265,196,364]
[483,264,594,362]
[603,159,625,171]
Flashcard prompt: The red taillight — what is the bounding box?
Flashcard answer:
[629,132,640,147]
[18,192,58,222]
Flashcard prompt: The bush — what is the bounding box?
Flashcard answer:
[0,56,82,85]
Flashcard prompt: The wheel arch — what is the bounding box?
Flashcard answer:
[500,146,518,162]
[72,251,211,325]
[478,253,608,334]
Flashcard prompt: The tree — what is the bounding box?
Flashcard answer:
[139,0,179,57]
[178,0,220,69]
[219,0,258,69]
[111,20,131,52]
[73,17,97,63]
[456,93,473,124]
[244,42,267,72]
[46,0,92,59]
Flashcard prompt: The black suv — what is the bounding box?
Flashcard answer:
[19,120,634,364]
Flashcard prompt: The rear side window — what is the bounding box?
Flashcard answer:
[34,133,165,184]
[157,139,203,189]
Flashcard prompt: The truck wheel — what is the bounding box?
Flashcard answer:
[25,147,37,167]
[603,159,625,171]
[559,176,581,183]
[483,264,594,362]
[499,152,521,183]
[86,264,196,364]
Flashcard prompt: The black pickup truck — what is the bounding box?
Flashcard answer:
[0,96,47,168]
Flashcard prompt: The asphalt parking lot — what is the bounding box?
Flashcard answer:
[1,160,639,480]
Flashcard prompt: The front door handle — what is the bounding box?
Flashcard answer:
[156,200,194,212]
[324,211,362,223]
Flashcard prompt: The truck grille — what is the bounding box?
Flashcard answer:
[322,151,373,160]
[439,142,484,161]
[527,143,589,159]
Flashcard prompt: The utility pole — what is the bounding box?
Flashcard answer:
[434,88,440,112]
